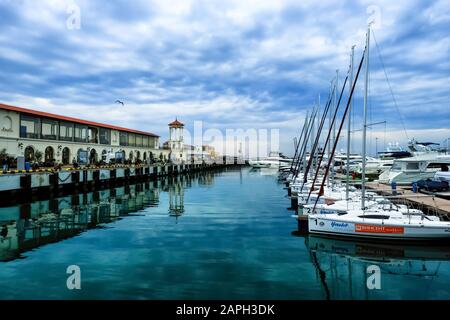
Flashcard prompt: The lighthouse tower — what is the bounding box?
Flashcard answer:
[168,118,185,163]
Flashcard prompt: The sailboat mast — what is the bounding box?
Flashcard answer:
[310,105,316,179]
[361,25,371,210]
[327,81,333,187]
[346,46,355,201]
[332,70,339,187]
[334,70,338,151]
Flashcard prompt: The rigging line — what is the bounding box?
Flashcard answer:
[289,116,309,174]
[294,106,320,178]
[301,88,335,190]
[293,108,318,178]
[311,49,365,212]
[307,70,350,201]
[372,29,410,140]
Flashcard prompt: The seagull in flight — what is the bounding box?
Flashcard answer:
[115,100,125,106]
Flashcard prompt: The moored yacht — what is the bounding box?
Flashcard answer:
[378,153,450,185]
[248,152,293,169]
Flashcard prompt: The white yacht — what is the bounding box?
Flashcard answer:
[248,152,293,169]
[353,157,393,175]
[378,154,450,185]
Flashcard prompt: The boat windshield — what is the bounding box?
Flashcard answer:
[391,162,402,171]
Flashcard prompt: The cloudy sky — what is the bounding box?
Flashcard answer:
[0,0,449,155]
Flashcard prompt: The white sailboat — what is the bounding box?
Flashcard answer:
[307,25,450,241]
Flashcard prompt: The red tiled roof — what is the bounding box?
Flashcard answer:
[0,103,159,137]
[169,118,184,127]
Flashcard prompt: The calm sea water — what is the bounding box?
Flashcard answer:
[1,167,450,300]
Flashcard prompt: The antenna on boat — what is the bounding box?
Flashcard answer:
[362,23,372,210]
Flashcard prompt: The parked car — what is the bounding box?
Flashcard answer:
[416,179,449,192]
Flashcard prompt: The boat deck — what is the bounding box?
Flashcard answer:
[365,181,450,219]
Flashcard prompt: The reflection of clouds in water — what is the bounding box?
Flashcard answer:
[0,171,220,262]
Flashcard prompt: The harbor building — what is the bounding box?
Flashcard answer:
[0,103,169,166]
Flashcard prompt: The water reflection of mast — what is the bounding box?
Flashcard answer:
[304,236,331,300]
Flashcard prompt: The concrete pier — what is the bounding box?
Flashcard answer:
[0,162,243,206]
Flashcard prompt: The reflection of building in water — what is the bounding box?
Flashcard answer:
[1,172,215,262]
[198,171,214,186]
[304,235,450,300]
[169,179,185,219]
[0,183,158,262]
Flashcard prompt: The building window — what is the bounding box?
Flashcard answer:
[150,137,158,149]
[24,146,35,162]
[59,122,74,141]
[143,136,149,148]
[41,119,59,140]
[62,147,71,165]
[20,115,40,139]
[88,127,98,144]
[99,128,111,145]
[77,149,88,165]
[89,149,98,164]
[44,146,55,163]
[136,135,143,147]
[74,125,88,143]
[120,132,128,146]
[128,133,136,147]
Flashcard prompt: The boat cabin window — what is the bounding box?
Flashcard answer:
[426,163,449,171]
[358,215,390,219]
[337,211,347,216]
[406,162,420,171]
[391,162,402,171]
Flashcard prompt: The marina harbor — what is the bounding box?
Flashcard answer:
[1,0,450,305]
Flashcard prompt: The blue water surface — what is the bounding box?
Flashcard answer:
[1,167,450,300]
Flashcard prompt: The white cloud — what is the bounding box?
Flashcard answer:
[0,0,448,156]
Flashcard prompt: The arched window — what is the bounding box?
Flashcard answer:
[45,146,54,163]
[24,146,34,162]
[89,149,97,164]
[143,152,147,161]
[62,147,71,165]
[77,149,88,165]
[129,151,134,161]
